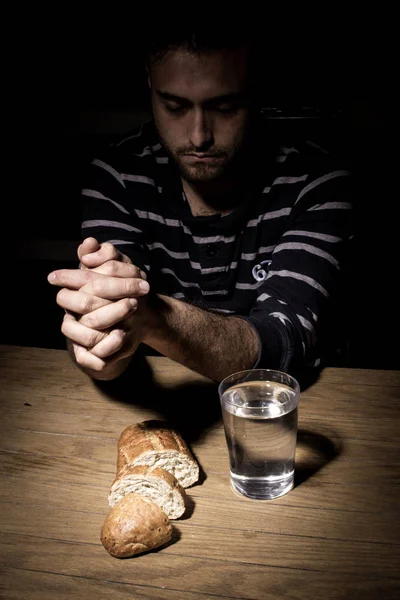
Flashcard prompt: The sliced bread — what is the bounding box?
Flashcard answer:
[108,465,186,519]
[116,420,199,488]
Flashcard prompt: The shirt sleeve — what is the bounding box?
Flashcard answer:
[80,150,151,274]
[245,168,353,372]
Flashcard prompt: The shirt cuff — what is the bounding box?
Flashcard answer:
[237,314,293,372]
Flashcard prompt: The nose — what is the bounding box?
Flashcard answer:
[188,108,214,151]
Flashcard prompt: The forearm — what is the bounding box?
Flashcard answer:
[143,295,260,382]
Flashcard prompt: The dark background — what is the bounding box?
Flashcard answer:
[3,16,398,369]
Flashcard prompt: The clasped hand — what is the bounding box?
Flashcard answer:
[47,238,150,372]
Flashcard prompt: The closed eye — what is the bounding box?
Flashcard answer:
[164,103,238,115]
[164,103,188,114]
[157,89,243,114]
[215,104,238,114]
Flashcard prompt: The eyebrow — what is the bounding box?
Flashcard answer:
[156,90,242,105]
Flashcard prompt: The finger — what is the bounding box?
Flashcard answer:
[56,288,112,314]
[48,268,106,289]
[80,277,150,299]
[73,343,107,371]
[79,298,137,330]
[89,329,126,358]
[92,338,141,362]
[62,312,109,348]
[91,260,146,279]
[80,242,132,269]
[78,238,101,262]
[104,339,141,361]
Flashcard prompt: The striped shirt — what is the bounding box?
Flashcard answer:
[81,120,353,371]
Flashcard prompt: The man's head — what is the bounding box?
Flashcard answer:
[146,29,259,185]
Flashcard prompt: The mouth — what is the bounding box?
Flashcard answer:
[183,154,223,162]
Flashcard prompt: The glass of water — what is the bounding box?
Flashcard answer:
[218,369,300,500]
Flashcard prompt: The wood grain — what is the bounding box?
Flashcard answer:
[1,345,399,600]
[2,459,399,518]
[2,402,398,444]
[0,502,399,578]
[1,537,399,600]
[2,428,399,487]
[2,408,399,464]
[2,448,400,517]
[1,480,399,545]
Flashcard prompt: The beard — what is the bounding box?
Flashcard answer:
[174,150,233,183]
[177,158,227,183]
[154,125,249,184]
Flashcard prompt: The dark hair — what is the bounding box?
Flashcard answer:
[144,21,263,105]
[145,23,255,66]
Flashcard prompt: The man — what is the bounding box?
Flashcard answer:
[48,29,353,382]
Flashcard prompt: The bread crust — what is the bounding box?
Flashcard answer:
[101,494,172,558]
[116,420,199,487]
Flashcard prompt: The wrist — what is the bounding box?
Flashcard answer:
[140,294,171,347]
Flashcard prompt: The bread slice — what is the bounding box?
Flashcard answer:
[101,493,172,558]
[108,465,186,519]
[117,420,199,488]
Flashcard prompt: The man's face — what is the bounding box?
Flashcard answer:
[148,46,254,183]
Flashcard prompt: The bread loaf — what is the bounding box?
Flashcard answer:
[116,420,199,488]
[108,465,186,519]
[101,420,199,559]
[101,493,172,558]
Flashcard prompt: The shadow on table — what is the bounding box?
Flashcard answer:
[94,354,220,486]
[94,355,323,433]
[94,354,221,441]
[294,428,342,487]
[180,494,196,520]
[94,356,334,489]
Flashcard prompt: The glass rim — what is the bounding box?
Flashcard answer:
[218,368,300,407]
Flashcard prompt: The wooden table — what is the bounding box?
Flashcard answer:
[1,345,399,600]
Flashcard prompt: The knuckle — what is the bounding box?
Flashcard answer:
[85,269,96,283]
[105,260,120,276]
[122,264,138,278]
[125,279,137,296]
[90,278,103,296]
[122,298,134,315]
[81,294,94,313]
[80,270,94,286]
[86,330,102,348]
[81,313,96,329]
[102,242,118,259]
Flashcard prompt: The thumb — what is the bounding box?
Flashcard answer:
[78,237,101,263]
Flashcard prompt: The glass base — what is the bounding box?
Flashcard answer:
[230,472,294,500]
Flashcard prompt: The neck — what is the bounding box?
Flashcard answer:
[182,178,239,217]
[180,118,264,217]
